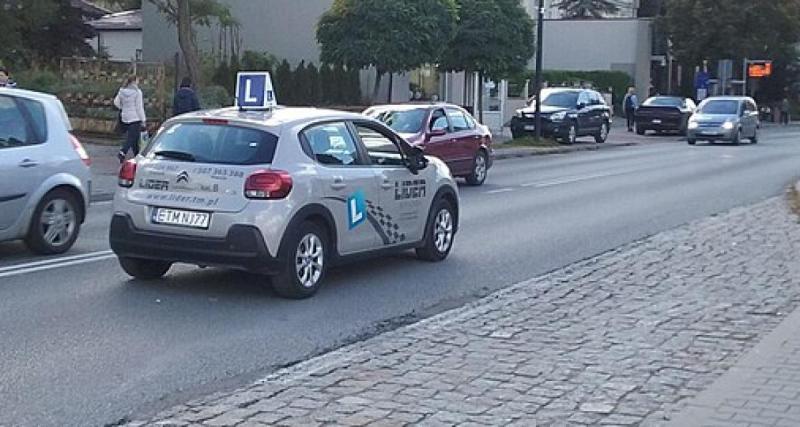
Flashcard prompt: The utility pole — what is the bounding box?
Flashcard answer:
[534,0,545,139]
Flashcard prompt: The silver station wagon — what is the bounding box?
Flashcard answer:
[109,107,460,298]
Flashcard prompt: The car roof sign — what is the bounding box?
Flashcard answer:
[235,72,277,111]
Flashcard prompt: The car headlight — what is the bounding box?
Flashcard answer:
[550,111,567,121]
[688,121,699,129]
[722,121,735,130]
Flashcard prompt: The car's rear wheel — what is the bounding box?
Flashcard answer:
[687,139,696,145]
[595,122,609,143]
[636,125,646,136]
[26,189,81,255]
[118,257,172,280]
[465,150,488,186]
[272,221,328,299]
[416,199,456,262]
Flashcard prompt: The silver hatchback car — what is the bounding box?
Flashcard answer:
[109,107,460,298]
[687,96,760,145]
[0,88,92,254]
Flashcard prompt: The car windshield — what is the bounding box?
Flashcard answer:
[145,122,279,165]
[643,97,683,107]
[540,91,580,108]
[370,109,427,133]
[698,100,739,115]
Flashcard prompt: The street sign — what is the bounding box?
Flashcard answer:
[748,61,772,78]
[235,72,277,110]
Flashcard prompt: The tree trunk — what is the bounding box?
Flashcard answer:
[387,72,393,103]
[177,0,200,87]
[372,69,383,103]
[478,71,484,123]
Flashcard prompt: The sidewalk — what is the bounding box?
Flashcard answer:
[127,195,800,426]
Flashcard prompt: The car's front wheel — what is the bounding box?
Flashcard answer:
[595,122,609,143]
[562,123,578,144]
[416,199,456,262]
[119,257,172,280]
[272,221,328,299]
[732,128,742,145]
[26,189,82,255]
[751,129,758,144]
[465,150,488,186]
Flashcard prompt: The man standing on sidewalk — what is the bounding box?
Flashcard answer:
[623,87,638,132]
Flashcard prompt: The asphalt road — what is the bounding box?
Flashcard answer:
[1,128,799,426]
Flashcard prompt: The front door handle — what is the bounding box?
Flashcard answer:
[19,159,39,168]
[330,177,347,190]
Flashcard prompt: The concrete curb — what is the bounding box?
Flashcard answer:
[493,141,638,160]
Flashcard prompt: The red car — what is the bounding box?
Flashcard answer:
[364,103,493,185]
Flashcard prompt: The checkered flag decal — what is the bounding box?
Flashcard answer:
[366,200,406,244]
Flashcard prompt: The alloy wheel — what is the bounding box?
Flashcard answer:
[295,233,324,288]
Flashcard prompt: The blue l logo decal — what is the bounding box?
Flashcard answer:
[347,190,366,229]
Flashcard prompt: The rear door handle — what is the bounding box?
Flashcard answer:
[19,159,39,168]
[381,177,393,190]
[330,177,347,190]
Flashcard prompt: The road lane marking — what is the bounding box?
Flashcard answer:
[0,250,115,279]
[485,188,514,194]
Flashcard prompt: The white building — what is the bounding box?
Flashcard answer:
[88,10,143,62]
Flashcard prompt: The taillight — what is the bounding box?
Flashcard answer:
[244,170,292,199]
[69,134,91,167]
[118,160,137,188]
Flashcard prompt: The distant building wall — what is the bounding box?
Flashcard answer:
[92,31,142,61]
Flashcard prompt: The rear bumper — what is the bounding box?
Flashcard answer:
[109,213,283,273]
[635,118,683,131]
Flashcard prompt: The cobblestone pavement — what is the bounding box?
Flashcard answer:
[669,296,800,427]
[130,196,800,427]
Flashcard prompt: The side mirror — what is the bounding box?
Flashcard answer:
[577,103,586,110]
[405,146,429,174]
[429,128,447,138]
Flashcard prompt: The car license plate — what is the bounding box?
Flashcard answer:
[152,208,210,229]
[652,119,662,124]
[524,125,536,131]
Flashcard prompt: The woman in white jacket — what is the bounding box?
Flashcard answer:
[113,75,147,163]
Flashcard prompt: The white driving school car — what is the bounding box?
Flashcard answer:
[109,107,460,298]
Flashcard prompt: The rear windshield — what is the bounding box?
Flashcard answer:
[698,100,739,115]
[370,108,427,133]
[643,97,683,107]
[146,122,278,165]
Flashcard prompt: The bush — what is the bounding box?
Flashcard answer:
[198,85,232,109]
[14,69,62,93]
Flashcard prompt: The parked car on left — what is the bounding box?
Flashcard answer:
[510,88,612,144]
[0,88,92,254]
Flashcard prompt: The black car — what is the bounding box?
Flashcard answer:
[510,88,612,144]
[635,96,696,135]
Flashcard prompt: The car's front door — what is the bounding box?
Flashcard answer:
[301,121,379,255]
[0,95,45,231]
[445,107,479,175]
[421,108,457,170]
[744,100,759,137]
[353,122,432,247]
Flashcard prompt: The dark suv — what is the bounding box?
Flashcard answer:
[511,88,612,144]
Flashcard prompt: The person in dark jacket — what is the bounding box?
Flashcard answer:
[173,77,200,116]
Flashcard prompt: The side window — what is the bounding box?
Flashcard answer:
[0,96,30,148]
[430,109,449,132]
[446,108,470,132]
[302,122,361,166]
[18,98,47,144]
[589,92,602,105]
[354,124,404,166]
[463,111,477,129]
[577,92,590,107]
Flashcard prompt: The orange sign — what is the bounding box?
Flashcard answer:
[748,61,772,78]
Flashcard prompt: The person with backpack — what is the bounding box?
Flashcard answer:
[172,77,201,116]
[113,75,147,163]
[623,87,639,132]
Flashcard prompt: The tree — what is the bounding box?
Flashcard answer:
[319,63,334,104]
[317,0,458,102]
[274,59,293,105]
[147,0,236,87]
[292,61,307,105]
[553,0,621,19]
[307,63,323,105]
[440,0,535,118]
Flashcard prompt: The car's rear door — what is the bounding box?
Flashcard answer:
[576,91,594,134]
[0,94,47,231]
[301,121,380,255]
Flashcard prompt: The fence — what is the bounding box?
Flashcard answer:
[59,58,167,134]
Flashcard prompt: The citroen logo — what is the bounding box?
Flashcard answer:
[177,171,190,184]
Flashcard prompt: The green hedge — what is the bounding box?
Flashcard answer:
[511,69,633,111]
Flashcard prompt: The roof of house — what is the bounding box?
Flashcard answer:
[71,0,111,19]
[88,9,142,31]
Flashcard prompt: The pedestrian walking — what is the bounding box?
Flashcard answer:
[172,77,200,116]
[113,75,147,163]
[781,97,791,125]
[623,87,639,132]
[0,68,17,88]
